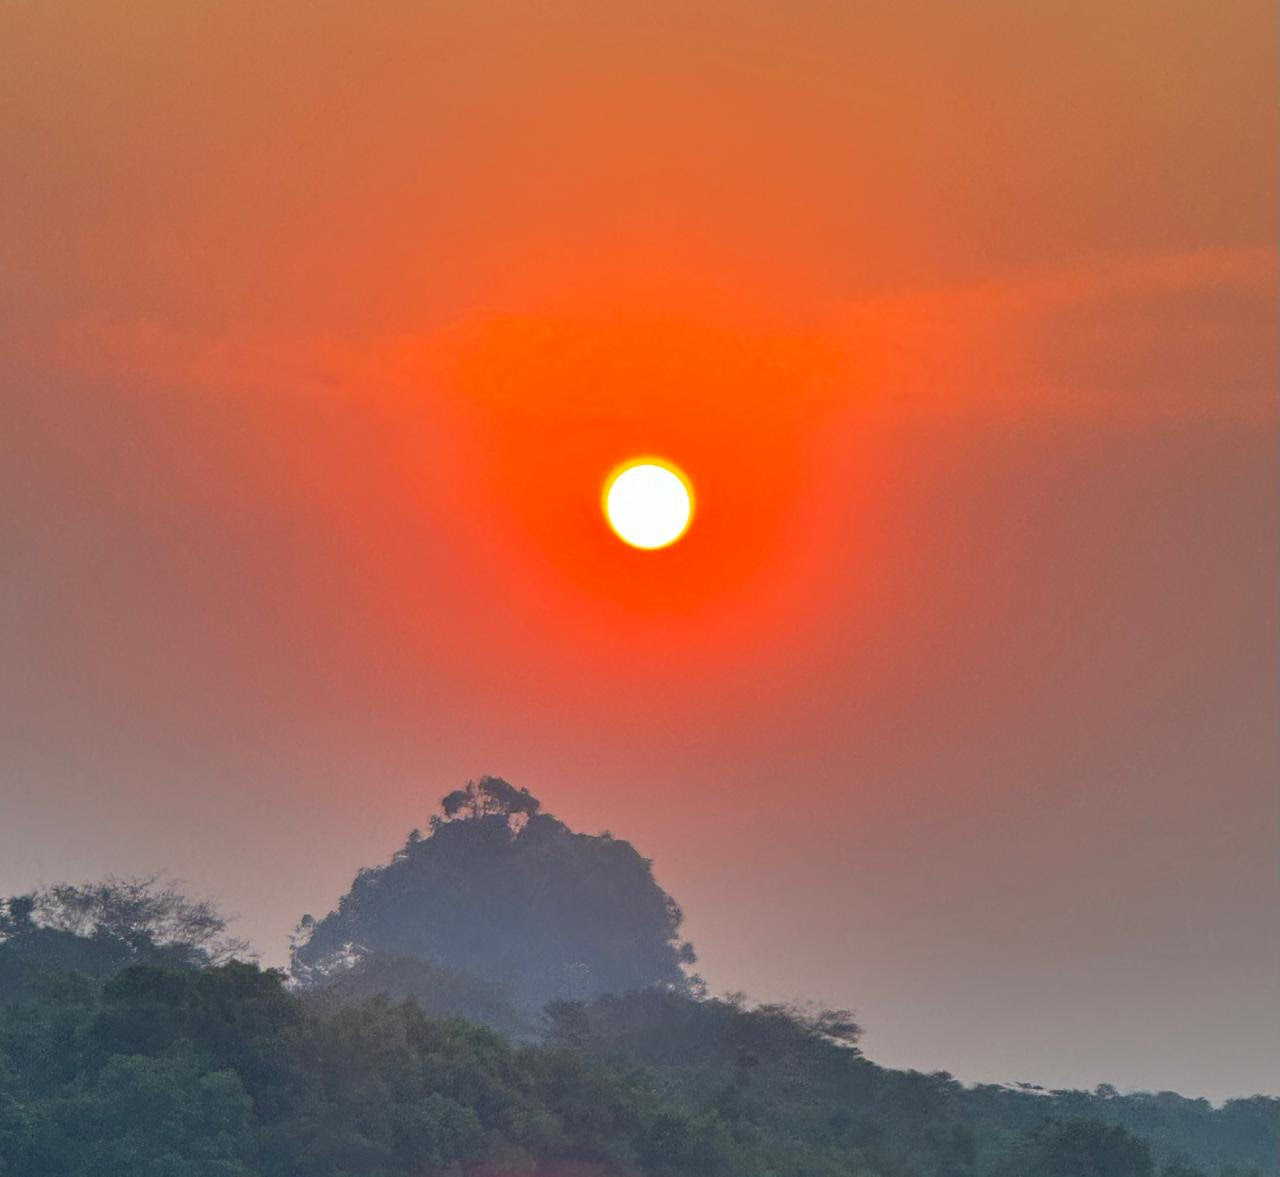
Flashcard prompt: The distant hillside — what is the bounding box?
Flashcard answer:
[545,988,1277,1177]
[291,777,697,1013]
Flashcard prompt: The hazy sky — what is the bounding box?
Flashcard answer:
[2,2,1276,1101]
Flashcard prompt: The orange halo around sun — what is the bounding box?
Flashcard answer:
[602,458,695,550]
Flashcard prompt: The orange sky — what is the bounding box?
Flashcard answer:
[2,1,1276,1099]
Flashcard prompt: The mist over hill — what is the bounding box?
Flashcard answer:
[0,779,1274,1177]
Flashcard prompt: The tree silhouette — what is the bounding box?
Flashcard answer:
[440,775,541,823]
[0,876,248,1005]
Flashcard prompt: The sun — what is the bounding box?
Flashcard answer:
[603,459,695,550]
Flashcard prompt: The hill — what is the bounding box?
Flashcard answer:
[290,777,697,1014]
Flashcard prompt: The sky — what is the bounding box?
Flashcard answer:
[2,1,1276,1102]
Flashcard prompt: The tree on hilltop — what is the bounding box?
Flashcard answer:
[440,775,541,823]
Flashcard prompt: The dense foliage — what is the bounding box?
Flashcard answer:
[0,964,1273,1177]
[291,779,697,1013]
[0,963,747,1177]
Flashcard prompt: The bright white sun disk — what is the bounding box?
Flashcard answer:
[604,461,693,549]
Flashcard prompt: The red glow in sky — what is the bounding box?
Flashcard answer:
[1,0,1276,1101]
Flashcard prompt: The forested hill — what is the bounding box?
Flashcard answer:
[290,776,697,1015]
[0,779,1274,1176]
